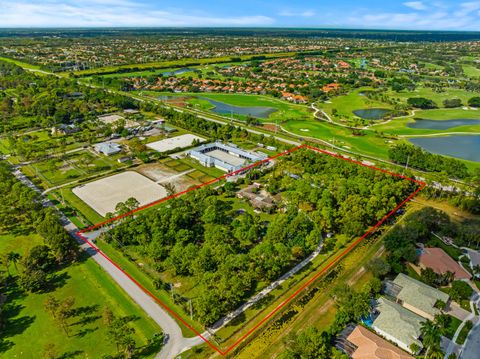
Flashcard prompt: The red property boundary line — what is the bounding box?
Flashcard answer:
[76,144,426,356]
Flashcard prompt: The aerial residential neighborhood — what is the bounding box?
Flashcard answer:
[0,2,479,359]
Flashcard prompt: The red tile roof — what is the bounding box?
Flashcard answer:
[419,247,471,280]
[347,326,414,359]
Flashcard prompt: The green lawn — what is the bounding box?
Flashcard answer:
[444,315,462,339]
[456,321,473,345]
[0,233,162,358]
[463,65,480,78]
[320,88,392,120]
[59,187,104,226]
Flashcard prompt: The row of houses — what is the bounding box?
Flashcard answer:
[338,267,470,358]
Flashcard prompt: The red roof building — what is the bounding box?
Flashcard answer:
[418,247,471,280]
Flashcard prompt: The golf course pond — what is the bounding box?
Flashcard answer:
[407,118,480,130]
[409,135,480,162]
[161,67,195,76]
[199,97,277,119]
[353,108,391,120]
[157,95,278,119]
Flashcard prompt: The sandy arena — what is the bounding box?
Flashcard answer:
[147,134,205,153]
[72,171,167,216]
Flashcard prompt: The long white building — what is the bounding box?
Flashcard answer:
[188,142,268,172]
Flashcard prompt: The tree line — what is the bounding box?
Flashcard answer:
[105,149,416,325]
[388,143,469,179]
[0,162,78,293]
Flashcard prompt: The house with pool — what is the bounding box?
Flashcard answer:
[371,297,425,354]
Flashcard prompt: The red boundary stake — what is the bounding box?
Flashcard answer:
[76,144,426,356]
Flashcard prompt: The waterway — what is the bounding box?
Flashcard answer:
[353,108,391,120]
[407,118,480,130]
[409,135,480,162]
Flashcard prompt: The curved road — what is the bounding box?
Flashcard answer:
[11,167,204,359]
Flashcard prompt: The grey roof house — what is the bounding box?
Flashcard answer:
[372,297,425,354]
[386,273,450,320]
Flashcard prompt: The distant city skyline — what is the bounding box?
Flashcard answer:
[1,0,480,30]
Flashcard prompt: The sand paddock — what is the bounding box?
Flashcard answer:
[73,171,167,216]
[146,134,205,153]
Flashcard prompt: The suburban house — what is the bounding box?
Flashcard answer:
[372,297,425,354]
[94,142,122,156]
[383,273,450,320]
[336,324,414,359]
[51,123,79,135]
[418,247,471,280]
[237,183,277,210]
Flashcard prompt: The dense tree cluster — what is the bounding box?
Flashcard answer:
[106,150,415,325]
[384,207,454,273]
[0,61,138,132]
[0,162,78,292]
[407,97,438,109]
[388,143,469,179]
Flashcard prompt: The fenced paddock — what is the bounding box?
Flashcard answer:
[72,171,167,216]
[147,134,205,153]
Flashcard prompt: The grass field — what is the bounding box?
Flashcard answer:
[0,232,161,358]
[320,88,393,120]
[463,65,480,78]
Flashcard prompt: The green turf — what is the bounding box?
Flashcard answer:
[0,233,161,358]
[444,315,462,339]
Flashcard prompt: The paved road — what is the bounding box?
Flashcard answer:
[11,166,205,359]
[461,315,480,359]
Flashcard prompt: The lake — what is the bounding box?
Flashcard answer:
[407,118,480,130]
[161,68,195,76]
[409,135,480,162]
[353,108,391,120]
[200,97,277,119]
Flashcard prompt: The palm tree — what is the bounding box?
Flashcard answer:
[0,253,10,276]
[8,252,21,273]
[426,343,444,359]
[420,320,442,358]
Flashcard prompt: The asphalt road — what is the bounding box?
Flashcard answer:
[12,166,205,359]
[461,314,480,359]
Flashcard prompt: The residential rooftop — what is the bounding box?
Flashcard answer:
[373,297,425,352]
[392,273,450,319]
[418,247,471,280]
[347,325,414,359]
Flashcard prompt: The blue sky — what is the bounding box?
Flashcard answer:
[1,0,480,30]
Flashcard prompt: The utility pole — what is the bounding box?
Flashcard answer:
[405,155,410,171]
[189,299,193,320]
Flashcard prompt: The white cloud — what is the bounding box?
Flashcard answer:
[0,0,275,27]
[455,1,480,16]
[278,10,316,17]
[404,1,427,10]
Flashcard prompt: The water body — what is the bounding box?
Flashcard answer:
[407,118,480,130]
[353,108,391,120]
[199,97,277,119]
[161,67,195,76]
[409,135,480,162]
